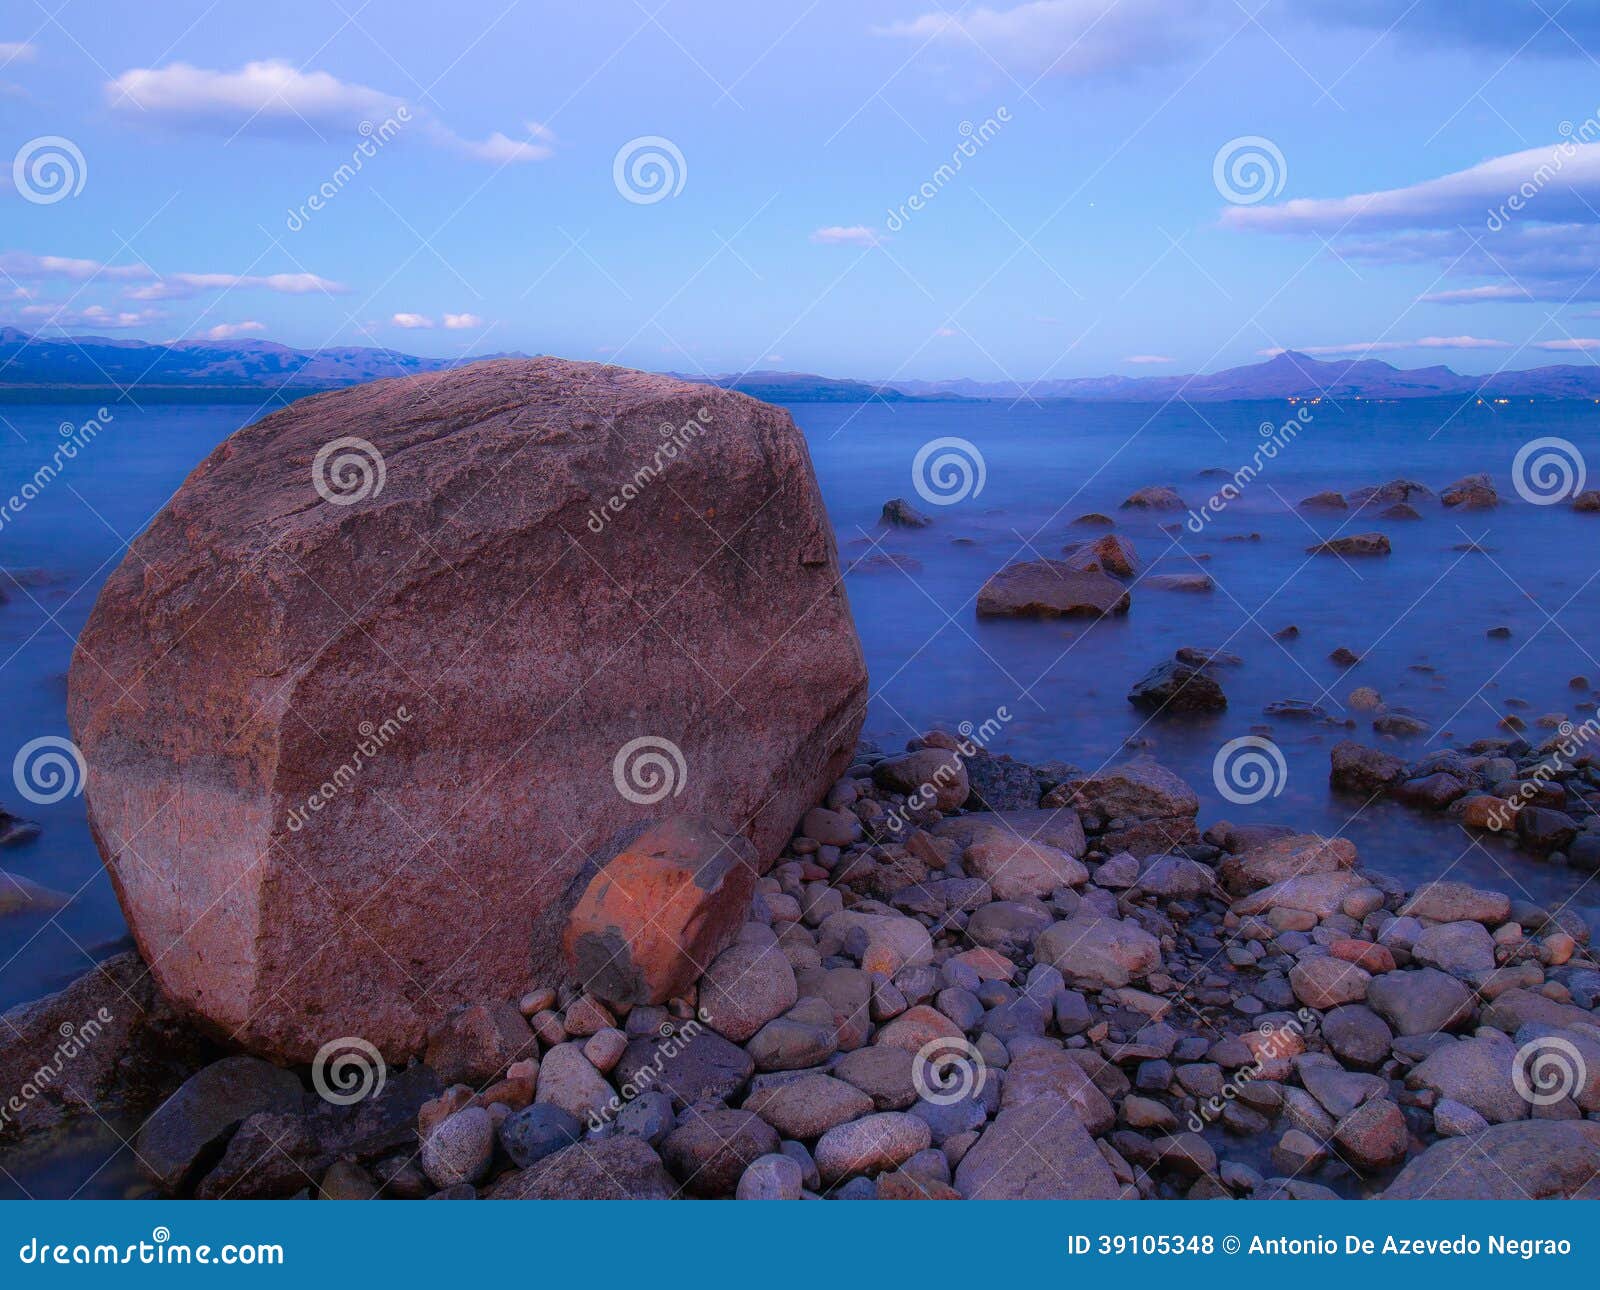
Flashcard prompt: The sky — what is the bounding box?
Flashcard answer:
[5,0,1600,381]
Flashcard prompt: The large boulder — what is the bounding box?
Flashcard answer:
[1384,1121,1600,1198]
[67,360,867,1061]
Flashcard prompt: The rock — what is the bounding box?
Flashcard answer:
[962,835,1087,901]
[1000,1048,1115,1135]
[319,1160,379,1199]
[1331,742,1408,793]
[959,753,1044,812]
[1120,485,1184,511]
[832,1045,920,1110]
[1043,757,1199,821]
[746,997,841,1071]
[976,560,1131,618]
[661,1108,779,1197]
[1384,1121,1600,1198]
[535,1043,616,1124]
[964,901,1054,956]
[1401,881,1511,925]
[800,806,861,847]
[1573,490,1600,512]
[737,1153,805,1199]
[1407,1034,1526,1123]
[1289,957,1371,1008]
[0,869,65,916]
[193,1065,441,1199]
[135,1055,304,1192]
[819,910,933,976]
[1518,806,1579,854]
[1322,1004,1392,1068]
[1231,870,1370,919]
[796,966,873,1051]
[1036,915,1162,988]
[1064,534,1139,577]
[564,817,759,1009]
[1145,573,1213,592]
[1441,473,1497,508]
[1375,713,1432,738]
[1300,490,1347,510]
[698,940,798,1043]
[615,1089,676,1145]
[881,497,931,527]
[1127,660,1226,714]
[744,1073,873,1138]
[0,951,210,1143]
[488,1134,676,1199]
[420,1106,494,1189]
[1434,1097,1490,1137]
[1094,851,1140,888]
[424,1003,534,1086]
[1348,686,1384,712]
[1352,479,1433,506]
[499,1103,582,1168]
[954,1094,1121,1198]
[874,1004,964,1053]
[67,360,867,1060]
[873,748,970,811]
[1306,533,1391,556]
[1381,501,1422,519]
[1366,968,1475,1036]
[615,1026,754,1112]
[1334,1098,1408,1171]
[1073,512,1115,527]
[1391,772,1466,808]
[1220,833,1355,894]
[1411,921,1496,974]
[1135,854,1215,899]
[814,1112,932,1183]
[934,808,1086,856]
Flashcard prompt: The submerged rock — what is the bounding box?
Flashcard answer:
[976,560,1131,618]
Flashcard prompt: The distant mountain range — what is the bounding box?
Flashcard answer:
[3,328,1598,403]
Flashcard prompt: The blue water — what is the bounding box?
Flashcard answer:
[1,394,1599,1025]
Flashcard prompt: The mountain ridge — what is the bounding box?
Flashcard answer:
[2,329,1598,401]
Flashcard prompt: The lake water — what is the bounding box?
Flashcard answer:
[2,392,1599,1023]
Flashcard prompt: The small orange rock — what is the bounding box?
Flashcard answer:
[950,947,1017,982]
[1329,939,1396,974]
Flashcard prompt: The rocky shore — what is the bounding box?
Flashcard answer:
[12,734,1600,1201]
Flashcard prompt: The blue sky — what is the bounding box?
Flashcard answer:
[5,0,1600,380]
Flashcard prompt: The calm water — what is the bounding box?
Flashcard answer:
[2,393,1599,1020]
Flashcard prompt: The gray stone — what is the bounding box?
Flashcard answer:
[135,1054,304,1193]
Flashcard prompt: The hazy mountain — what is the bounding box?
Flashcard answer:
[2,330,1598,402]
[0,328,527,391]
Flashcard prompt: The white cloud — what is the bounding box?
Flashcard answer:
[877,0,1211,78]
[126,271,346,299]
[197,321,266,340]
[107,59,396,131]
[0,41,37,62]
[1123,353,1172,363]
[391,312,433,328]
[1534,338,1600,352]
[443,313,483,329]
[811,225,880,247]
[1419,284,1535,304]
[1258,336,1510,356]
[0,252,346,298]
[443,122,553,164]
[105,59,553,164]
[1224,141,1600,235]
[16,303,162,330]
[933,326,958,337]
